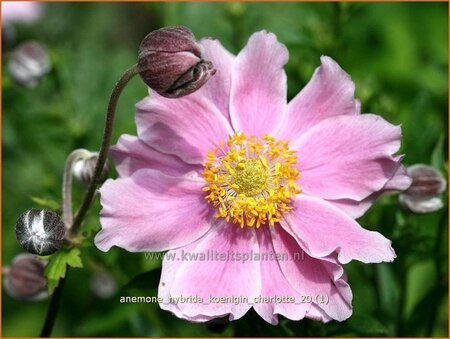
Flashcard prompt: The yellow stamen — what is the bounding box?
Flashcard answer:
[203,132,301,228]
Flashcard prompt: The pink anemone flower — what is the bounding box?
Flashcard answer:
[95,31,411,324]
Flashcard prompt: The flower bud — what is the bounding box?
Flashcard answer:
[90,272,117,299]
[3,254,48,301]
[8,40,51,87]
[15,209,65,256]
[399,164,447,213]
[137,26,216,98]
[72,152,109,186]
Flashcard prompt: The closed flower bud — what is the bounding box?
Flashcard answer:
[8,40,51,87]
[3,254,48,301]
[399,164,447,213]
[72,152,109,186]
[15,209,65,256]
[137,26,216,98]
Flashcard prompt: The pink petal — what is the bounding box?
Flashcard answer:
[253,227,309,324]
[281,194,396,264]
[229,31,288,136]
[136,91,233,165]
[110,134,201,178]
[158,222,261,321]
[328,161,412,218]
[293,114,402,201]
[2,2,41,24]
[384,161,412,190]
[157,246,219,323]
[276,56,360,140]
[306,305,333,322]
[95,169,213,252]
[326,197,376,220]
[270,225,353,321]
[197,38,235,121]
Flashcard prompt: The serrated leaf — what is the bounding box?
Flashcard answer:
[44,247,83,294]
[66,248,83,268]
[30,196,61,211]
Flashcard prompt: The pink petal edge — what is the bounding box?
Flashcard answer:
[281,194,396,264]
[110,134,201,178]
[158,222,261,321]
[276,56,360,140]
[95,169,214,252]
[229,30,288,136]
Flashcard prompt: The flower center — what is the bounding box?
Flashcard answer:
[203,132,301,228]
[233,158,269,196]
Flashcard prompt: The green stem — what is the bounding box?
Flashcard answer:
[62,149,92,230]
[40,64,139,337]
[40,274,67,337]
[69,64,139,238]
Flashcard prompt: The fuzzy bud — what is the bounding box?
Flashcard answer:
[137,26,216,98]
[3,254,48,301]
[399,164,447,213]
[15,209,65,256]
[72,152,109,186]
[8,40,51,87]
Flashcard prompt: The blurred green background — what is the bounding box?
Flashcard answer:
[2,2,448,337]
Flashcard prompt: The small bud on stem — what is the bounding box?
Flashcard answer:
[71,26,216,238]
[399,164,447,213]
[32,26,216,337]
[3,254,48,301]
[72,153,109,186]
[138,26,216,98]
[15,209,65,256]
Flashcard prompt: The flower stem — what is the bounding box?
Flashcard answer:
[39,64,139,337]
[62,149,92,230]
[40,273,67,337]
[69,63,139,238]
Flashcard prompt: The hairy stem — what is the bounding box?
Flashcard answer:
[69,64,139,238]
[40,274,67,337]
[62,149,92,230]
[40,65,139,337]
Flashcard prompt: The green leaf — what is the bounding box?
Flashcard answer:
[44,247,83,294]
[404,259,436,319]
[30,196,61,211]
[430,134,445,171]
[403,284,447,336]
[345,313,389,336]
